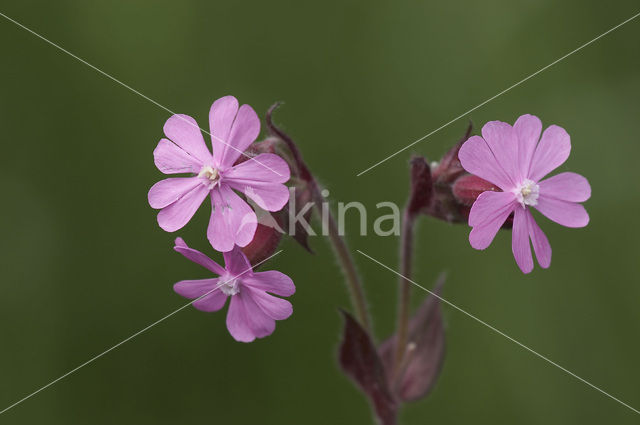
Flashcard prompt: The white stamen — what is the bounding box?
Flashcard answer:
[514,179,540,207]
[198,165,220,189]
[219,278,240,296]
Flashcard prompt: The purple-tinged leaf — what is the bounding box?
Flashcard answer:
[339,310,397,425]
[379,275,446,402]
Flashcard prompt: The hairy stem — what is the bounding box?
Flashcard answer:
[309,185,372,332]
[266,104,371,332]
[394,208,415,374]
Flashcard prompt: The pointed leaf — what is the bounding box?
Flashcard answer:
[379,276,446,402]
[339,310,397,425]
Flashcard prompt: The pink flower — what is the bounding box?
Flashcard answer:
[458,114,591,273]
[148,96,291,252]
[172,238,295,342]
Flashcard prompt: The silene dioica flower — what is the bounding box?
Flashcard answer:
[458,114,591,273]
[173,237,295,342]
[148,96,291,252]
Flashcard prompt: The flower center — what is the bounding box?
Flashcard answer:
[219,278,240,296]
[198,165,220,189]
[514,179,539,207]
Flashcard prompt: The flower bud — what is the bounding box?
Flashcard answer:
[416,123,510,228]
[452,174,500,206]
[241,220,284,268]
[236,137,287,265]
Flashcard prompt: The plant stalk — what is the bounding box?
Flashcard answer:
[308,182,372,332]
[266,104,371,332]
[394,207,415,374]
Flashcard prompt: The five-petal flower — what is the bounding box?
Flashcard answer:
[459,114,591,273]
[173,238,295,342]
[148,96,291,252]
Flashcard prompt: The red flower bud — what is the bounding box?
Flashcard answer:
[452,174,500,206]
[241,220,284,268]
[417,122,511,227]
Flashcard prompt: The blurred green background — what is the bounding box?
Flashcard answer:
[1,1,639,423]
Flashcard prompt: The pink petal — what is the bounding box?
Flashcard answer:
[513,114,542,180]
[209,96,238,165]
[192,291,228,312]
[512,207,533,274]
[528,125,571,182]
[226,294,255,342]
[173,278,219,298]
[209,97,260,169]
[224,153,291,184]
[468,191,516,227]
[224,153,291,211]
[174,278,229,312]
[237,290,276,338]
[247,288,293,320]
[230,182,290,212]
[156,184,210,232]
[226,291,275,342]
[223,105,260,167]
[526,210,551,269]
[459,135,514,190]
[223,245,253,276]
[173,237,226,275]
[153,139,202,174]
[481,121,519,186]
[467,191,516,250]
[163,114,212,164]
[242,271,295,297]
[148,177,201,209]
[468,192,516,250]
[469,216,514,251]
[207,185,258,252]
[534,196,589,228]
[538,172,591,203]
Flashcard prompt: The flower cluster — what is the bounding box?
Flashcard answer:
[148,96,294,342]
[145,101,592,424]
